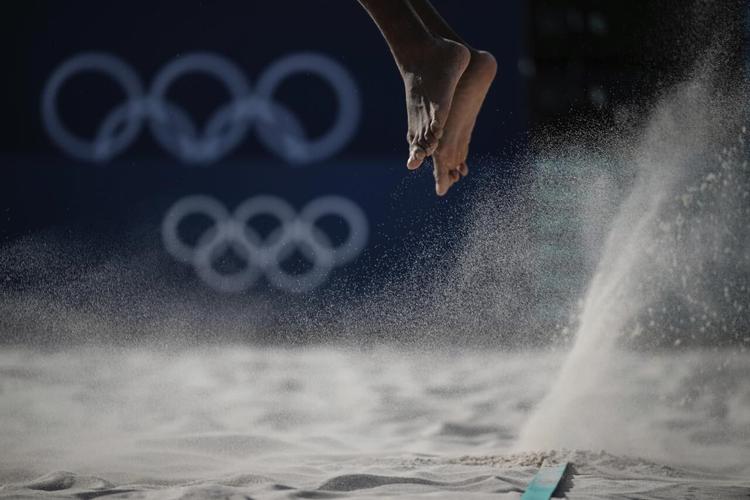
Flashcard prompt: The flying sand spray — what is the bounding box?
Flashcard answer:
[517,67,750,470]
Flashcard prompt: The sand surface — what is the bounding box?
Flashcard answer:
[0,346,748,499]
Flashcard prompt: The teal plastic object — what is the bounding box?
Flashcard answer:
[520,462,568,500]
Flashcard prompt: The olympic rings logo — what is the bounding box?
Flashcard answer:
[162,195,369,293]
[42,52,360,164]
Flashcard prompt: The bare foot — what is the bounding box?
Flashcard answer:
[399,38,470,170]
[432,50,497,196]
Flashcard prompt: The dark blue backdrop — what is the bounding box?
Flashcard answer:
[1,1,525,301]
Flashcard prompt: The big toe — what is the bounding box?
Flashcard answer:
[434,164,459,196]
[458,162,469,177]
[407,145,427,169]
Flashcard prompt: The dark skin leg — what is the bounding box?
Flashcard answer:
[405,0,467,45]
[358,0,470,194]
[358,0,497,195]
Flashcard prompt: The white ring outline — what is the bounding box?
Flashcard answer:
[162,194,368,293]
[42,51,360,164]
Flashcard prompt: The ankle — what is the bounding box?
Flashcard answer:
[398,37,469,76]
[468,49,498,75]
[393,35,444,72]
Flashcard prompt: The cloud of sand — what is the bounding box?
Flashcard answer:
[515,64,750,469]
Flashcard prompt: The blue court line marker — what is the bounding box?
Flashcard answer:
[520,462,569,500]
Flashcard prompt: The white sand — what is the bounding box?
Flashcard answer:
[0,346,747,498]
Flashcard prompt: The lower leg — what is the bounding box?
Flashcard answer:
[407,0,469,47]
[357,0,436,70]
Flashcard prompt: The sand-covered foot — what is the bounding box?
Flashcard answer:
[400,38,470,170]
[433,50,497,196]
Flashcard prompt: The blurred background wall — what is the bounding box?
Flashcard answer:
[0,0,746,344]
